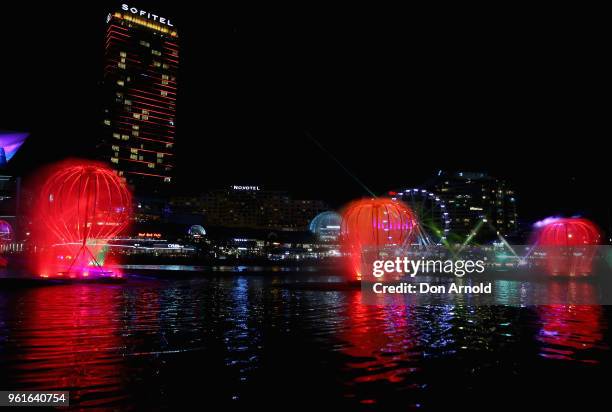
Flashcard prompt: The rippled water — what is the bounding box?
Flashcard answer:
[1,273,611,410]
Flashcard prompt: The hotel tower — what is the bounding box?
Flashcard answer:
[101,4,178,193]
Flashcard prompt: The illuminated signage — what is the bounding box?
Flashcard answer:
[137,232,162,238]
[121,4,174,26]
[232,185,260,191]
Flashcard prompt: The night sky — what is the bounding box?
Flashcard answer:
[2,2,609,229]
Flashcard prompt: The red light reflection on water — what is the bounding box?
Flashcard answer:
[339,292,418,384]
[537,303,606,363]
[7,285,126,407]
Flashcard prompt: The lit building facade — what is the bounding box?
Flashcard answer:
[170,186,329,231]
[101,5,178,192]
[432,172,518,239]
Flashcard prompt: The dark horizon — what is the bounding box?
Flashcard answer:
[2,2,609,228]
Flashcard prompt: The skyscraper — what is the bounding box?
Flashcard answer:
[101,4,178,193]
[432,171,518,240]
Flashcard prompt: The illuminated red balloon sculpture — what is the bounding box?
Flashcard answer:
[341,198,417,279]
[534,217,601,276]
[37,161,131,277]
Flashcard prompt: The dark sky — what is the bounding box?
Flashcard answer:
[1,2,609,229]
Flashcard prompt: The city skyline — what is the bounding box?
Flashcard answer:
[1,2,608,226]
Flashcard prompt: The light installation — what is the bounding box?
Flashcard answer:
[0,130,29,167]
[389,188,450,245]
[0,220,14,243]
[340,198,417,279]
[36,160,132,278]
[309,211,342,243]
[188,225,206,238]
[533,217,601,276]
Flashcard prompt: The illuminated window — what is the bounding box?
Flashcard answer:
[117,80,124,86]
[130,148,138,154]
[111,157,119,164]
[120,51,127,57]
[160,91,168,96]
[111,145,120,151]
[121,135,129,141]
[103,119,111,126]
[118,62,126,69]
[139,40,150,48]
[132,125,139,130]
[164,177,171,182]
[152,50,161,56]
[153,61,161,68]
[157,153,164,158]
[113,133,120,139]
[148,163,155,168]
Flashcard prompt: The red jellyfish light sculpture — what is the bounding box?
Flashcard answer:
[37,161,132,278]
[340,198,417,280]
[534,217,601,276]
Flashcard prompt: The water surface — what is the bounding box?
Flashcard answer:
[0,273,611,410]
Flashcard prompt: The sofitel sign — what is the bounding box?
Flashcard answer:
[121,4,174,27]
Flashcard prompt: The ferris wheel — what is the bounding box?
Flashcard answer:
[390,188,450,245]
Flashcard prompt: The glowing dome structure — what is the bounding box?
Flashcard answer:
[309,211,342,242]
[188,225,207,238]
[535,217,601,246]
[37,160,132,277]
[533,217,601,276]
[341,198,417,279]
[0,220,14,243]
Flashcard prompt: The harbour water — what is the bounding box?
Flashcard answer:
[0,270,611,410]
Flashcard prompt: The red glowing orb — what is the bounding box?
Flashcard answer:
[341,198,417,248]
[536,217,601,246]
[36,160,132,277]
[534,217,601,276]
[341,198,417,279]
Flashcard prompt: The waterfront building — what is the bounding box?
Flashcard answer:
[170,185,329,232]
[100,5,178,193]
[431,171,518,239]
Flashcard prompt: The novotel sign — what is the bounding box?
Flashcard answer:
[232,185,261,191]
[121,4,174,27]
